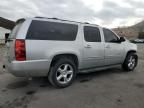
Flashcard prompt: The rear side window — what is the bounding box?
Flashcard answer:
[84,26,101,42]
[26,20,78,41]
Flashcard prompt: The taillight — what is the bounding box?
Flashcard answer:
[15,39,26,61]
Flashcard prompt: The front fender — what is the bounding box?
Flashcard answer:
[123,41,137,57]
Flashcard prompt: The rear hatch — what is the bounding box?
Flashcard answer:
[6,19,25,62]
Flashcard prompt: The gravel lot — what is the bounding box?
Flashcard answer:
[0,44,144,108]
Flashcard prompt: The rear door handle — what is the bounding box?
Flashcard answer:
[105,45,110,48]
[85,44,91,48]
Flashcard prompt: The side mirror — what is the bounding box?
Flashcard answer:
[5,33,10,43]
[119,37,125,42]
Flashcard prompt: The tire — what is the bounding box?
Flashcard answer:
[48,57,77,88]
[122,52,138,71]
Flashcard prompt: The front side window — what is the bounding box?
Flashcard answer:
[103,28,119,42]
[26,20,78,41]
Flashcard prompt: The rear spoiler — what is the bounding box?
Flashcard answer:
[16,18,25,24]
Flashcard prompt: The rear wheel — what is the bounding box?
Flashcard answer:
[48,58,77,88]
[122,53,138,71]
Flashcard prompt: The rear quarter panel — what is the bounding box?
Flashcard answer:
[6,19,32,61]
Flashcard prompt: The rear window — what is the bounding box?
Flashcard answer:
[26,20,78,41]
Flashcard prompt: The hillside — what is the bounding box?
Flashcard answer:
[0,17,15,30]
[113,20,144,39]
[132,20,144,31]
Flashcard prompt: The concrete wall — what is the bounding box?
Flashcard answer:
[0,27,10,44]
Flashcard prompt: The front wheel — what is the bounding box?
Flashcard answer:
[122,53,138,71]
[48,58,77,88]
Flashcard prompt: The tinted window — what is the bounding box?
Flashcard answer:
[103,28,118,42]
[26,20,78,41]
[84,26,101,42]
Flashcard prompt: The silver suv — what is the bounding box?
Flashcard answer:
[4,17,138,88]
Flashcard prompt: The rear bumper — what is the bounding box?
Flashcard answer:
[4,59,51,77]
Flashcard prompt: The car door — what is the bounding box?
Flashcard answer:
[103,28,125,65]
[82,25,105,69]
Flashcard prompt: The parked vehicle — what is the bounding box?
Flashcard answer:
[131,39,144,43]
[4,17,138,88]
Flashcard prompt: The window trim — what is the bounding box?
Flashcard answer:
[83,26,101,42]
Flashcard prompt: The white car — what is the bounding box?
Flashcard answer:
[134,39,144,43]
[4,17,138,88]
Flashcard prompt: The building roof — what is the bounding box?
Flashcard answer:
[0,17,15,30]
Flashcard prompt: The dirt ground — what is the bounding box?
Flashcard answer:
[0,44,144,108]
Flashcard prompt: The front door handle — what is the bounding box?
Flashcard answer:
[85,44,91,48]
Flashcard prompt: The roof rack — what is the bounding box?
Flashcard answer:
[35,16,92,25]
[35,17,58,20]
